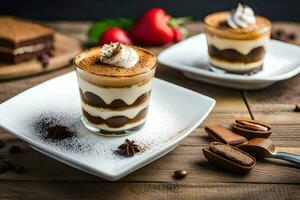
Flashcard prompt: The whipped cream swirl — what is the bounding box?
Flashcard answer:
[99,42,139,68]
[227,3,256,29]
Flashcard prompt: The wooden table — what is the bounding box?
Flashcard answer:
[0,22,299,199]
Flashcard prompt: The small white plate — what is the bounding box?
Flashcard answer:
[158,34,300,90]
[0,72,215,181]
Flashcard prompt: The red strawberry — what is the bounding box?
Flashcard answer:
[172,27,188,42]
[131,8,174,46]
[172,28,182,42]
[98,28,132,46]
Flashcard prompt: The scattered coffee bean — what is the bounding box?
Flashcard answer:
[275,29,284,37]
[173,170,187,179]
[294,104,300,112]
[38,53,50,67]
[288,33,297,41]
[0,140,5,149]
[47,51,54,57]
[0,160,13,173]
[14,166,26,174]
[9,145,21,154]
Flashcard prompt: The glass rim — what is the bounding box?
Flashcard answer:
[203,11,272,32]
[73,46,158,78]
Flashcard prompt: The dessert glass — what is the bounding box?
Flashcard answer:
[204,12,271,74]
[74,47,157,136]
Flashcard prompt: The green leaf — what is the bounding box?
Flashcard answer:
[87,18,134,44]
[168,16,193,27]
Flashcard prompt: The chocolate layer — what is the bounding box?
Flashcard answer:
[82,107,148,128]
[98,123,145,135]
[0,35,54,64]
[0,34,54,49]
[210,63,263,74]
[208,45,265,63]
[0,46,53,63]
[79,89,150,109]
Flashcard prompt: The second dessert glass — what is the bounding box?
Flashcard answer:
[74,46,157,136]
[203,5,271,74]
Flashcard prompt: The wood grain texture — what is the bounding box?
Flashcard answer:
[0,33,81,81]
[0,182,299,200]
[0,21,299,199]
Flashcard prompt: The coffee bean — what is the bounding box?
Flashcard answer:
[9,145,21,154]
[38,54,50,67]
[288,33,297,41]
[0,140,5,149]
[47,51,54,57]
[173,170,187,179]
[14,166,26,174]
[294,104,300,112]
[0,160,13,173]
[275,29,284,37]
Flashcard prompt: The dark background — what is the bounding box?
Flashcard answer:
[1,0,300,22]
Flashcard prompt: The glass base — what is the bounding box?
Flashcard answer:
[81,117,145,137]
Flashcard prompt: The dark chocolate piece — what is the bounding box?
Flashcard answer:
[232,119,272,139]
[205,125,247,145]
[209,143,254,167]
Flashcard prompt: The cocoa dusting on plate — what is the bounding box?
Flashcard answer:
[33,115,74,140]
[32,112,93,153]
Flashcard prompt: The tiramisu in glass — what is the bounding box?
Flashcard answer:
[204,3,271,74]
[74,43,157,135]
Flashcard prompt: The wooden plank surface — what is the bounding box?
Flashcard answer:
[0,182,299,200]
[0,21,299,199]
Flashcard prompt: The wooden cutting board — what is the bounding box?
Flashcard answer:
[0,32,81,81]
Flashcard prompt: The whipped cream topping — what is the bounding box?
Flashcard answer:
[227,3,256,29]
[99,42,139,68]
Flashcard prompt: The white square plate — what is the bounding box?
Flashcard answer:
[158,34,300,90]
[0,72,215,181]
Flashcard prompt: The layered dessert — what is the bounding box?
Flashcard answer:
[74,43,157,135]
[0,16,54,64]
[204,4,271,74]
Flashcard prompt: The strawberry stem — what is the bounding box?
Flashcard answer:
[168,16,192,27]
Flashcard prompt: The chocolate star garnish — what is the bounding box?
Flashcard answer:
[118,139,141,157]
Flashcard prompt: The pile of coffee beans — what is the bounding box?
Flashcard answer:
[0,140,26,174]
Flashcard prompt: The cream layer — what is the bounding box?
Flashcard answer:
[78,77,152,105]
[209,56,263,71]
[0,44,46,55]
[83,116,146,132]
[81,98,149,120]
[206,34,269,55]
